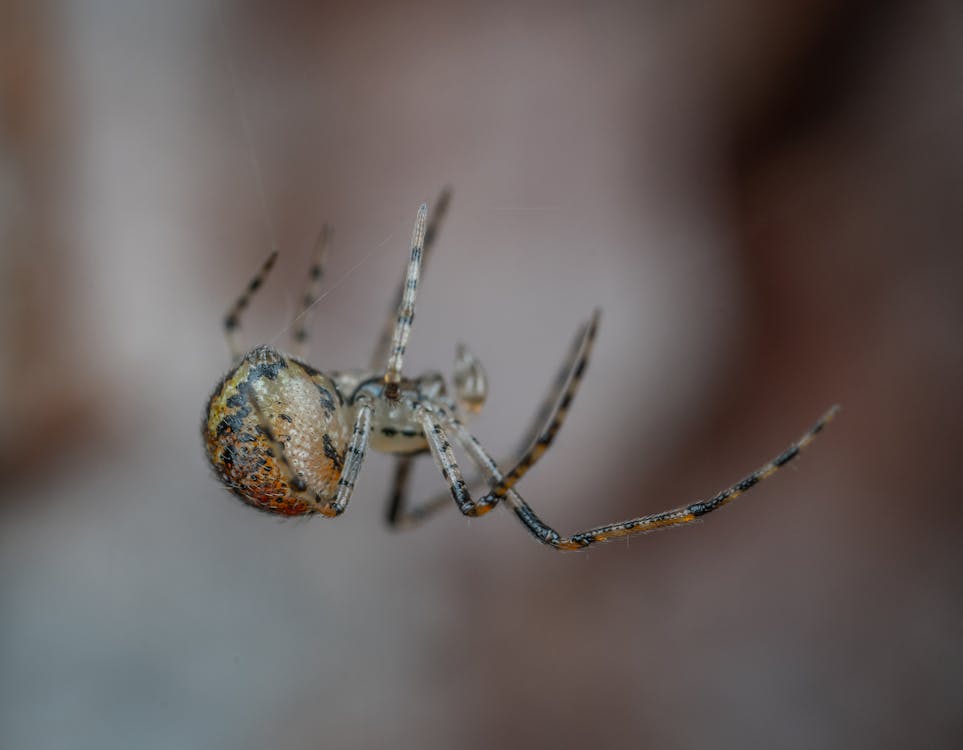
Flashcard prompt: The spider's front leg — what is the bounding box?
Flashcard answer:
[383,397,490,529]
[446,406,840,550]
[410,404,566,543]
[370,188,452,370]
[475,308,600,506]
[416,404,478,517]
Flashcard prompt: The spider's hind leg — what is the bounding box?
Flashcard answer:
[224,251,278,361]
[416,405,477,517]
[290,224,332,359]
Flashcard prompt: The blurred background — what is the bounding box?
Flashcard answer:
[1,0,960,748]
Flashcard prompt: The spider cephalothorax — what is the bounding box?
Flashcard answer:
[203,190,837,549]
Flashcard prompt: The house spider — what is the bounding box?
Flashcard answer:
[202,191,838,550]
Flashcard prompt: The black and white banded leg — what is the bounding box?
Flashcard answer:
[382,204,429,400]
[384,454,463,529]
[324,399,374,516]
[416,404,475,516]
[444,405,840,550]
[383,313,600,529]
[224,251,278,361]
[370,187,452,370]
[474,308,600,506]
[290,224,332,359]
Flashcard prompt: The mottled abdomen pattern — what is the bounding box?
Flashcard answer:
[203,346,351,516]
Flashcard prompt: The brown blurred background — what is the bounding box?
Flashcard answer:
[1,1,961,748]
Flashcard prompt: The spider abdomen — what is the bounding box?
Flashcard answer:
[203,346,352,516]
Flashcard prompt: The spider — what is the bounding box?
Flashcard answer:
[202,190,839,550]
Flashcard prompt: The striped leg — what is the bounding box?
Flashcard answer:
[385,455,416,527]
[291,224,332,359]
[387,474,500,529]
[223,251,278,361]
[382,204,429,400]
[370,187,452,370]
[383,454,460,529]
[385,450,513,530]
[475,308,601,506]
[417,405,475,516]
[322,401,373,516]
[386,311,599,527]
[415,405,527,520]
[447,406,840,550]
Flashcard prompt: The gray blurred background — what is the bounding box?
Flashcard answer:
[1,1,961,748]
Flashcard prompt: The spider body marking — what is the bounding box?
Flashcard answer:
[203,349,466,515]
[202,191,838,548]
[204,346,350,516]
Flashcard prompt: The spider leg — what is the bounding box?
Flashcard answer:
[246,386,373,517]
[385,455,416,526]
[416,405,476,515]
[383,454,451,529]
[385,451,507,529]
[415,404,532,520]
[386,309,599,527]
[392,476,502,529]
[447,406,840,550]
[290,224,332,359]
[514,309,599,455]
[475,308,601,506]
[322,399,374,516]
[380,203,429,400]
[370,187,451,370]
[223,251,278,361]
[389,363,571,526]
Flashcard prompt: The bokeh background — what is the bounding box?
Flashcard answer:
[1,1,961,748]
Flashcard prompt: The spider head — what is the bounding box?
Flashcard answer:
[202,346,352,516]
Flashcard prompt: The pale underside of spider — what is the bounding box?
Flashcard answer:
[202,189,838,550]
